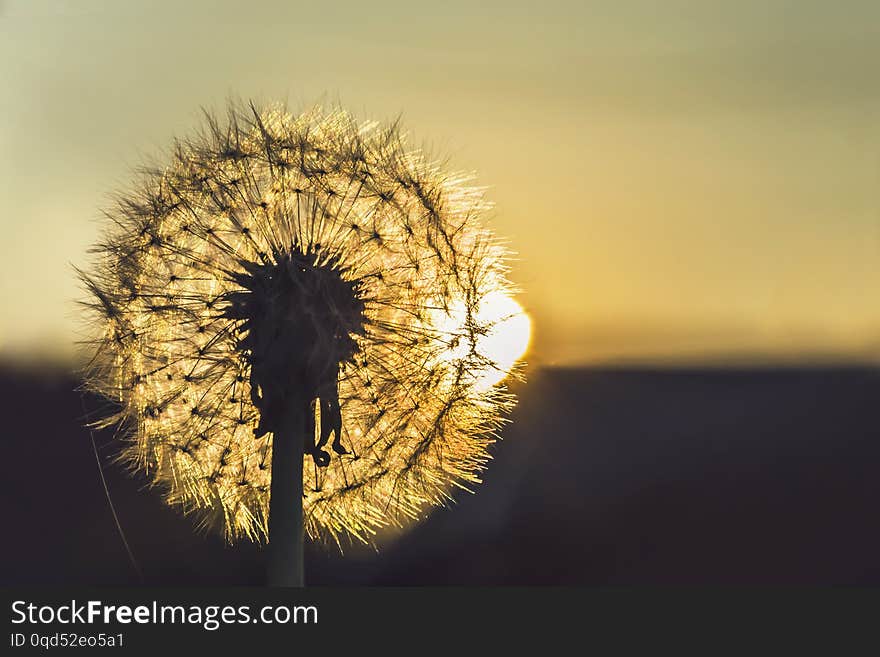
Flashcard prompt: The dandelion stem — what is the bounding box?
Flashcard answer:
[267,399,305,586]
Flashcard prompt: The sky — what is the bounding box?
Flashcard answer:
[1,0,878,365]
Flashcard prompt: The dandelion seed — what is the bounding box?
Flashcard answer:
[80,101,527,584]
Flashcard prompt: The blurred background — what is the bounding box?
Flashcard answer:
[1,0,878,584]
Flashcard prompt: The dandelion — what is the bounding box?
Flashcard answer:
[80,102,527,585]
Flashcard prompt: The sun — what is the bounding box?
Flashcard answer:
[434,290,531,390]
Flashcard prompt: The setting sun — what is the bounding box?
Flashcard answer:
[434,290,531,390]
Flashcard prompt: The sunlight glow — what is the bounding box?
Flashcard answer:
[434,291,531,390]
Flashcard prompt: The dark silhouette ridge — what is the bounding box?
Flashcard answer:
[1,363,878,585]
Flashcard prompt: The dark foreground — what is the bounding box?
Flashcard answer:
[1,364,878,585]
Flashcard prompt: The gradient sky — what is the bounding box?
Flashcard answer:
[1,0,878,365]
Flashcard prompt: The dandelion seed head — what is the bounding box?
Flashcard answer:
[81,102,525,544]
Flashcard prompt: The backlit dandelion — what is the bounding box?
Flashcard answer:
[80,102,528,584]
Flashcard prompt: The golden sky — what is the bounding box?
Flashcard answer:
[1,0,878,365]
